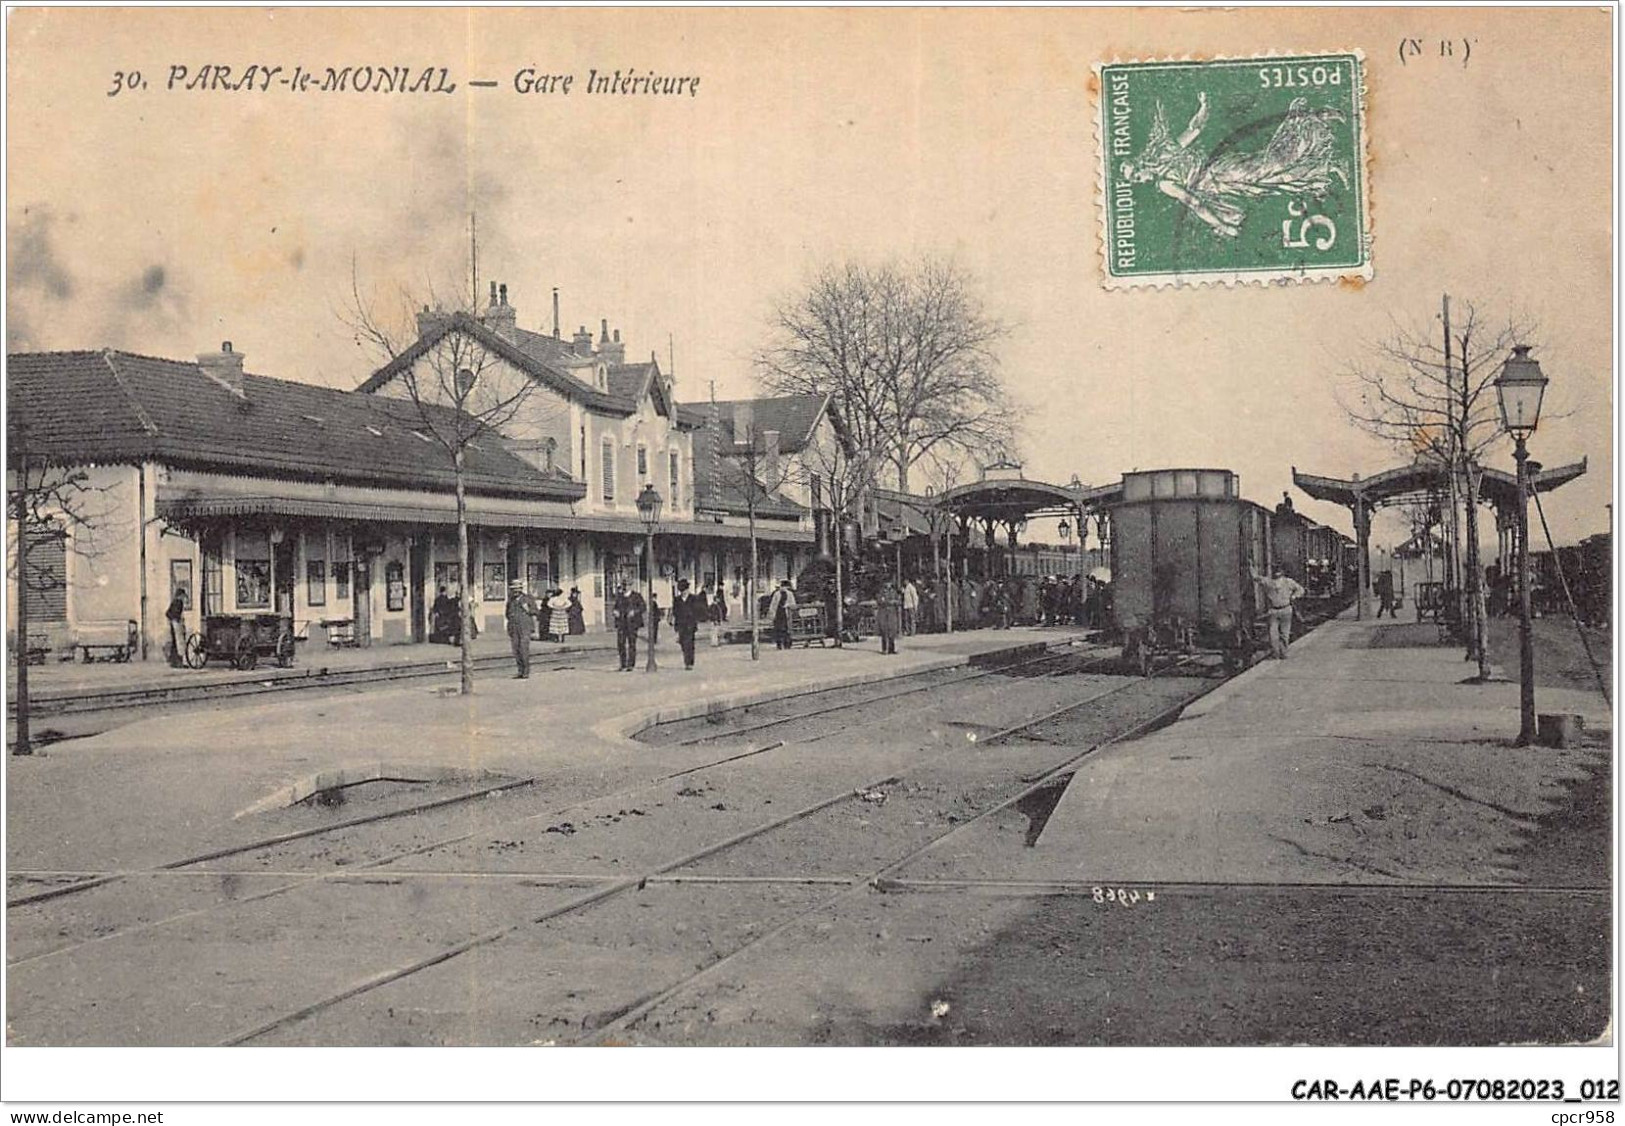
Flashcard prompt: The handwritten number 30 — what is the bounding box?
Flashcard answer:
[1282,200,1337,251]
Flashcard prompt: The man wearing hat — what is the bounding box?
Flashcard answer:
[504,579,539,678]
[611,577,646,671]
[671,578,708,670]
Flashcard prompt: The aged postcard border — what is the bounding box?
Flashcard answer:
[1093,49,1373,290]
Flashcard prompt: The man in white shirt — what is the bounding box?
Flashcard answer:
[901,579,919,635]
[1253,564,1306,660]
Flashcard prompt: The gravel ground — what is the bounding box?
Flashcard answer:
[629,886,1607,1047]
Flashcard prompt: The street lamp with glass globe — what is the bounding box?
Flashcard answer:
[1494,344,1549,745]
[636,483,663,673]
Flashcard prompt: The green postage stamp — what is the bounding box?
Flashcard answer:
[1096,52,1370,288]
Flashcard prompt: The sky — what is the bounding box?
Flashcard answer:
[6,6,1615,550]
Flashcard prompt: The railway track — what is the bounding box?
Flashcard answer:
[6,642,1095,912]
[10,643,603,721]
[214,663,1211,1046]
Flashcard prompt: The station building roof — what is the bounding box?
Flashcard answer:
[8,348,586,503]
[687,424,807,521]
[674,393,833,455]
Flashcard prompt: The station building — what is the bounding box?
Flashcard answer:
[7,286,815,660]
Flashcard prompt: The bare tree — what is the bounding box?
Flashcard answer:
[757,256,1018,493]
[7,423,114,755]
[1340,296,1530,678]
[344,267,541,696]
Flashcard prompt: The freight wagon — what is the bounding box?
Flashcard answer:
[1110,469,1272,675]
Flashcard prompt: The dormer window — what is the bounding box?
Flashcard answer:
[596,364,607,391]
[543,437,557,474]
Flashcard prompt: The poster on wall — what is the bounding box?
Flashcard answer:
[384,561,405,612]
[433,561,461,597]
[168,560,193,611]
[482,563,507,602]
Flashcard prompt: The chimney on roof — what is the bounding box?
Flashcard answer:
[552,287,561,339]
[197,341,246,399]
[762,429,781,486]
[572,324,594,357]
[416,303,449,338]
[483,280,516,340]
[600,324,625,366]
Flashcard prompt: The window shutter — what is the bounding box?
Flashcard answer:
[24,523,67,622]
[601,439,615,500]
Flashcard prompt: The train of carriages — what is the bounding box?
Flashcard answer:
[1526,532,1611,627]
[809,467,1359,673]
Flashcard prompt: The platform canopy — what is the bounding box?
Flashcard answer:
[932,460,1117,525]
[1292,457,1587,515]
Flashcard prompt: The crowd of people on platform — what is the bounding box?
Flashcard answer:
[472,565,1112,679]
[432,583,587,650]
[868,573,1112,635]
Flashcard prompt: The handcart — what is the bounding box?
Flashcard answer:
[786,604,828,647]
[185,612,295,670]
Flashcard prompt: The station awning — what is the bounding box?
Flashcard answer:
[1293,457,1587,512]
[934,476,1117,522]
[155,493,813,543]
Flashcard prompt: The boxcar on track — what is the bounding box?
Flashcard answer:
[1110,469,1272,675]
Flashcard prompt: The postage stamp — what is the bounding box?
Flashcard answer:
[1096,52,1370,288]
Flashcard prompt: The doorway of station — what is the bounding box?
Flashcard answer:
[409,542,429,643]
[506,539,522,594]
[353,559,373,646]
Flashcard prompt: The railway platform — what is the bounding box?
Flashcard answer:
[6,625,1091,876]
[7,631,615,710]
[1034,612,1611,887]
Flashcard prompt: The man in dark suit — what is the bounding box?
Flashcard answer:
[504,580,538,678]
[671,578,708,670]
[612,579,646,671]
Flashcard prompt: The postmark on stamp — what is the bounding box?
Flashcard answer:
[1096,52,1370,288]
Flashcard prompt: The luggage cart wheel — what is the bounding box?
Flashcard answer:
[236,636,258,671]
[275,630,295,668]
[184,633,208,670]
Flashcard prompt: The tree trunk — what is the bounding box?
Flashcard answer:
[456,447,474,696]
[13,456,32,756]
[748,501,760,661]
[832,498,845,648]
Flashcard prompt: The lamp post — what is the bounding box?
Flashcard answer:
[1057,518,1072,583]
[636,483,663,673]
[1494,344,1549,745]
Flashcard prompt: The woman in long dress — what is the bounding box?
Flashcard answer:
[566,588,586,636]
